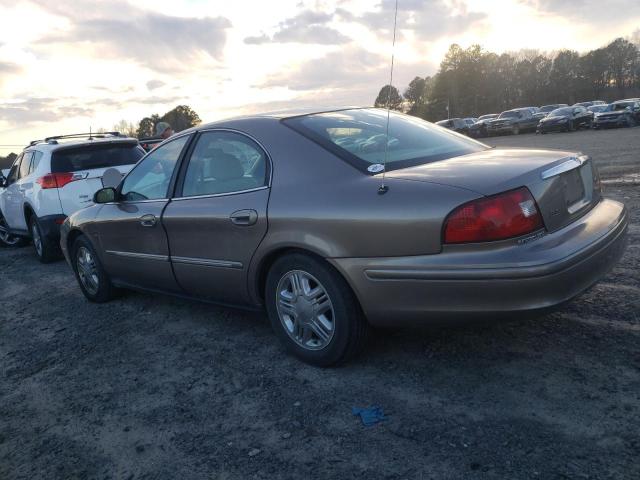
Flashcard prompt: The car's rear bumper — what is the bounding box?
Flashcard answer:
[36,214,66,242]
[330,199,628,326]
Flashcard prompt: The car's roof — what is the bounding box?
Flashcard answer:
[191,106,371,132]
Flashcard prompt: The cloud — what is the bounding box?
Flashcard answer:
[0,98,87,125]
[519,0,640,23]
[338,0,486,41]
[146,80,166,91]
[244,9,350,45]
[0,62,21,75]
[31,0,231,73]
[260,47,387,91]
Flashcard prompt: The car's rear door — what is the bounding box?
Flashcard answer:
[162,129,271,306]
[51,141,145,216]
[90,134,192,292]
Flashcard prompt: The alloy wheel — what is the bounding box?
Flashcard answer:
[31,222,43,256]
[276,270,335,351]
[0,216,21,246]
[76,246,100,295]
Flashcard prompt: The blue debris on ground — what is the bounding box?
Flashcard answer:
[352,406,388,426]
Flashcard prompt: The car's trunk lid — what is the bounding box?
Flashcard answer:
[386,148,600,233]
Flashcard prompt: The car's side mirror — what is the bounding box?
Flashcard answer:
[93,187,117,204]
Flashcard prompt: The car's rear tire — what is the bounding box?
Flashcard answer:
[265,253,369,367]
[0,211,28,248]
[71,235,119,303]
[29,215,57,263]
[511,125,520,135]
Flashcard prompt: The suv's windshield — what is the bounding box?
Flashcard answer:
[283,109,488,172]
[549,107,573,116]
[498,110,522,119]
[51,142,144,173]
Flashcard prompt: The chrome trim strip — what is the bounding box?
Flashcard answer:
[541,155,588,180]
[105,250,169,261]
[171,256,243,269]
[172,186,269,201]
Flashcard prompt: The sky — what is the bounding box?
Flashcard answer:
[0,0,639,150]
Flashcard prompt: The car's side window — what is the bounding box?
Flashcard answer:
[120,135,190,202]
[181,131,268,197]
[6,155,21,185]
[29,151,43,174]
[18,152,32,179]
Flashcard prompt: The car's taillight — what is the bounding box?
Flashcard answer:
[36,172,83,189]
[444,187,545,244]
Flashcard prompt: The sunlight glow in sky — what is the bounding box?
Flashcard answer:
[0,0,639,148]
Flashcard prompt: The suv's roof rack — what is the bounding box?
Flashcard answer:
[44,131,123,142]
[27,132,126,147]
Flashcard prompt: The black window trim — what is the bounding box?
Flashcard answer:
[116,132,195,204]
[281,109,488,175]
[18,151,33,179]
[172,128,273,200]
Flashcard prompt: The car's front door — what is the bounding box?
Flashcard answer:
[162,129,271,306]
[2,153,30,231]
[90,134,192,292]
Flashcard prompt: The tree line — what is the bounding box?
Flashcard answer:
[113,105,202,139]
[375,35,640,121]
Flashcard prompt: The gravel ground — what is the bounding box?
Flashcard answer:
[1,128,639,480]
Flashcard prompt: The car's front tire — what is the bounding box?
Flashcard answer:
[0,211,27,248]
[71,235,118,303]
[29,215,57,263]
[265,253,369,367]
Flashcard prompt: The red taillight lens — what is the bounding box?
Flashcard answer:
[444,187,544,244]
[36,172,75,189]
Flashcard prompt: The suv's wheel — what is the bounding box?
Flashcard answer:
[72,235,118,302]
[0,212,27,248]
[511,124,520,135]
[265,253,369,367]
[29,215,57,263]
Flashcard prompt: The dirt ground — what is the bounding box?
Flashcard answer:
[1,128,639,480]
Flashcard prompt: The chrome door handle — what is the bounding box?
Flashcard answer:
[139,214,157,227]
[230,209,258,226]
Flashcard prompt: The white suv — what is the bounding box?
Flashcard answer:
[0,133,145,262]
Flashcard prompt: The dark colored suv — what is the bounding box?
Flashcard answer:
[486,108,539,136]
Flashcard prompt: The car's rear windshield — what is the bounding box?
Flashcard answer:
[51,142,144,173]
[283,109,488,173]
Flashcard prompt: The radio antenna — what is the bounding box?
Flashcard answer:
[379,0,399,195]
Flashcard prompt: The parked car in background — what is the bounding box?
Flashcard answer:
[592,100,640,129]
[486,108,539,136]
[60,107,627,366]
[587,104,608,114]
[435,118,470,135]
[0,132,145,260]
[536,106,593,133]
[463,117,478,126]
[574,100,606,108]
[468,114,498,138]
[537,104,569,120]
